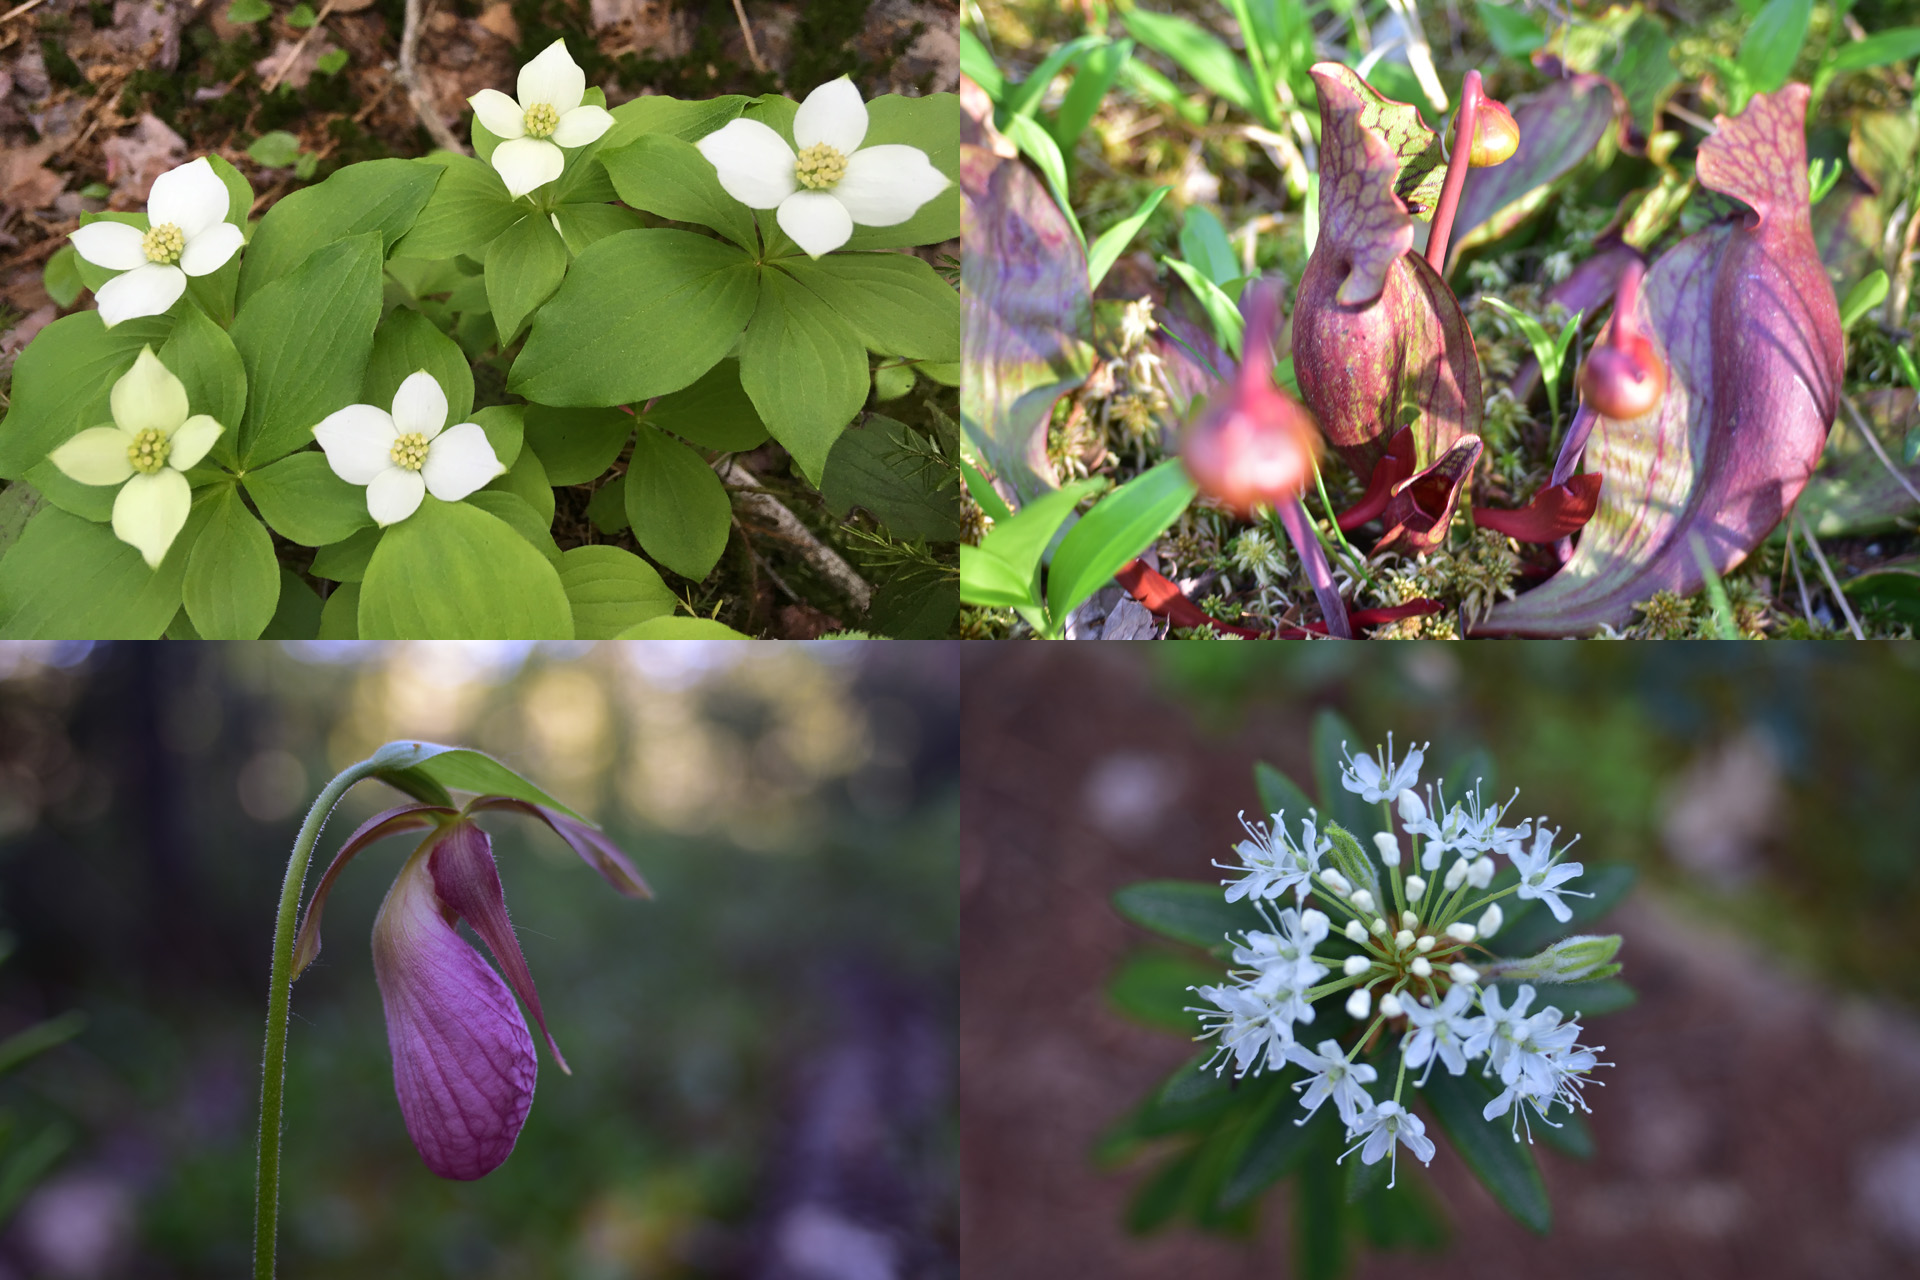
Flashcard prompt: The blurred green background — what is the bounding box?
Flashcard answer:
[0,641,957,1279]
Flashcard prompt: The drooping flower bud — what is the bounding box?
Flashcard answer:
[1182,280,1322,517]
[1577,258,1667,420]
[1468,96,1520,167]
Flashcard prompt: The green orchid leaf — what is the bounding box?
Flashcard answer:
[739,268,871,483]
[557,544,678,638]
[182,485,279,638]
[375,745,586,820]
[624,422,731,581]
[357,497,573,638]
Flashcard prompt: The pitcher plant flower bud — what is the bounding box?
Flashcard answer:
[292,797,648,1180]
[1180,281,1320,517]
[1576,258,1667,422]
[1467,96,1520,168]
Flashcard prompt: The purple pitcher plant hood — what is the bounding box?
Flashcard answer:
[1479,85,1845,635]
[292,797,648,1180]
[1291,63,1486,555]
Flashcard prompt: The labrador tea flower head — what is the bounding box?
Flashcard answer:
[68,157,245,327]
[696,76,951,258]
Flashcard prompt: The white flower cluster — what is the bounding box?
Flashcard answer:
[1190,735,1612,1189]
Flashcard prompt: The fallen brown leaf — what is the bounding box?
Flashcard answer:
[0,142,64,212]
[102,113,188,206]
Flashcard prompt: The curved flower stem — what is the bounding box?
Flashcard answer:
[1275,496,1354,638]
[1424,69,1484,273]
[254,756,387,1280]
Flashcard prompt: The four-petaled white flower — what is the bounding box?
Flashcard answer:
[47,348,223,567]
[1509,823,1591,923]
[1400,984,1486,1085]
[469,39,614,198]
[1339,1100,1435,1189]
[1339,734,1426,804]
[1218,810,1330,905]
[312,370,504,526]
[68,158,244,327]
[695,76,951,258]
[1285,1039,1377,1127]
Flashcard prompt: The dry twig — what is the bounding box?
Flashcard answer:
[395,0,469,154]
[714,456,873,613]
[730,0,769,74]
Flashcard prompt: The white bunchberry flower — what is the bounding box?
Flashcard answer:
[1339,735,1426,804]
[1378,992,1404,1018]
[1450,962,1480,985]
[1344,920,1369,943]
[1478,903,1504,936]
[312,371,504,526]
[1343,954,1371,976]
[1510,823,1592,923]
[1350,889,1376,915]
[1410,956,1432,978]
[468,39,614,198]
[47,347,223,567]
[1231,906,1330,999]
[1218,811,1329,905]
[1286,1039,1378,1127]
[1193,983,1299,1078]
[1339,1100,1435,1189]
[1400,984,1484,1084]
[1396,787,1426,826]
[1345,987,1371,1019]
[1405,875,1427,902]
[68,158,243,326]
[1372,831,1401,867]
[1446,922,1476,943]
[696,76,951,258]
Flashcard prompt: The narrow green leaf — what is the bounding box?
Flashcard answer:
[1294,1123,1349,1279]
[1253,760,1318,825]
[1108,949,1223,1033]
[1087,184,1170,294]
[1738,0,1813,93]
[1828,25,1920,71]
[1111,880,1263,950]
[1046,458,1194,627]
[1421,1068,1552,1232]
[1219,1081,1324,1208]
[1163,257,1244,358]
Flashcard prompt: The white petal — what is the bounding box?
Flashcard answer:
[112,348,189,435]
[469,87,527,140]
[794,76,867,154]
[94,263,185,327]
[517,38,585,113]
[696,119,797,209]
[69,220,149,271]
[776,191,853,258]
[551,104,613,148]
[835,145,950,226]
[313,403,399,485]
[390,370,449,439]
[490,137,565,198]
[179,220,245,277]
[421,422,504,502]
[146,157,229,239]
[168,414,223,470]
[113,469,192,568]
[49,426,135,486]
[366,467,426,526]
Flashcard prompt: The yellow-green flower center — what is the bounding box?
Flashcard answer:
[142,222,186,266]
[523,101,560,140]
[390,432,430,471]
[127,427,171,475]
[794,142,847,191]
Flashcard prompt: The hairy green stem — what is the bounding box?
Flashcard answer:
[254,757,385,1280]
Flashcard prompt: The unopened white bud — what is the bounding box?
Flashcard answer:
[1443,858,1469,891]
[1345,920,1369,943]
[1449,963,1480,985]
[1379,993,1404,1017]
[1343,954,1372,976]
[1350,889,1376,914]
[1320,869,1352,896]
[1372,831,1401,867]
[1468,857,1495,889]
[1369,918,1390,937]
[1394,929,1416,950]
[1410,957,1432,978]
[1415,935,1436,953]
[1405,875,1427,902]
[1401,910,1418,930]
[1477,904,1504,937]
[1446,922,1477,943]
[1346,988,1371,1019]
[1396,788,1426,826]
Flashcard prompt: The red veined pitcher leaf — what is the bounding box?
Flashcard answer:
[1337,426,1417,530]
[1377,433,1484,555]
[1474,473,1603,542]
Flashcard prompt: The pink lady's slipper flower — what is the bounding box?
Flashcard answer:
[291,798,648,1179]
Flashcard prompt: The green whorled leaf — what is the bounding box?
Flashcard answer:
[237,159,440,304]
[623,422,731,581]
[158,307,247,470]
[960,86,1091,505]
[1217,1078,1327,1210]
[318,580,360,635]
[388,154,524,261]
[357,497,573,638]
[1046,458,1194,626]
[483,443,552,524]
[471,404,525,472]
[841,92,959,253]
[738,268,870,484]
[1798,388,1920,536]
[373,744,588,820]
[600,93,750,152]
[510,230,759,408]
[0,311,173,481]
[523,405,631,486]
[602,132,757,252]
[1308,62,1448,222]
[1108,948,1224,1033]
[362,306,476,425]
[233,233,384,468]
[182,485,279,639]
[486,213,571,347]
[261,568,324,639]
[556,544,677,638]
[1492,864,1639,956]
[467,489,561,563]
[1294,1119,1349,1280]
[1480,88,1844,634]
[1449,72,1621,265]
[819,414,958,541]
[782,253,960,362]
[549,202,647,255]
[642,359,769,453]
[1111,880,1264,951]
[1253,761,1319,825]
[1421,1067,1552,1233]
[868,563,958,638]
[309,524,379,581]
[0,498,213,638]
[612,616,749,638]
